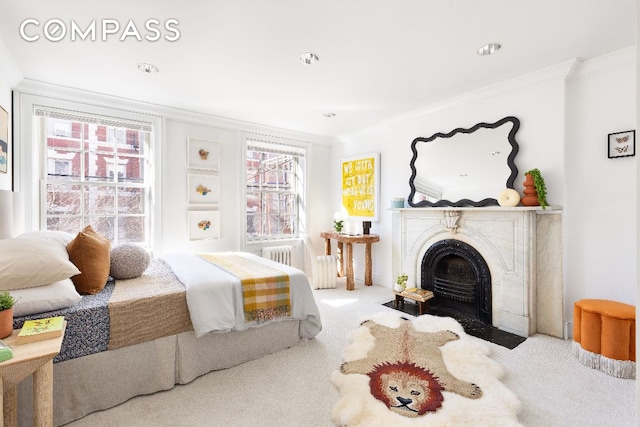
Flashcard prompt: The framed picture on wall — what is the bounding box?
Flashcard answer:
[188,210,220,240]
[187,137,220,171]
[0,106,8,174]
[340,152,380,221]
[187,173,220,204]
[607,130,635,159]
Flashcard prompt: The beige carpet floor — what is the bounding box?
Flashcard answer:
[64,282,636,427]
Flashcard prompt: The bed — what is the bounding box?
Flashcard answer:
[1,231,321,426]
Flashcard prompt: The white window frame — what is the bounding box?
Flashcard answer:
[13,91,162,252]
[244,134,307,243]
[37,108,152,245]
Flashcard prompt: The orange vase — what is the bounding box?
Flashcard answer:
[0,308,13,339]
[521,173,539,207]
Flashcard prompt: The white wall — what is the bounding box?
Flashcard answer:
[565,49,637,315]
[334,62,568,287]
[160,118,334,273]
[160,119,242,254]
[334,49,636,325]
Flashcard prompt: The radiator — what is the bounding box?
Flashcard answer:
[313,255,337,289]
[262,245,293,266]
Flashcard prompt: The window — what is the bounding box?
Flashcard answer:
[246,140,305,240]
[37,108,152,245]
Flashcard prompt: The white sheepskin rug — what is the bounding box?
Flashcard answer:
[331,312,522,426]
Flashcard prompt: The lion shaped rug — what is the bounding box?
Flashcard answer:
[331,312,522,427]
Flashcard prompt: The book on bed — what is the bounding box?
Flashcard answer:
[16,316,65,344]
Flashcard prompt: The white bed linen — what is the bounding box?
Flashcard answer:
[161,252,322,338]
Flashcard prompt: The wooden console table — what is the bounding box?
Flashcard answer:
[320,231,380,291]
[0,323,66,427]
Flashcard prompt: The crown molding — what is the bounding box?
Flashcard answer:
[381,59,578,128]
[14,79,331,146]
[568,46,635,81]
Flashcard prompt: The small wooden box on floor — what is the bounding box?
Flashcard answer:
[572,299,635,378]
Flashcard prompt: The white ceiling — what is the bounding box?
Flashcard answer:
[0,1,636,138]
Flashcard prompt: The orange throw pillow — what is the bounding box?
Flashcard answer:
[67,225,111,295]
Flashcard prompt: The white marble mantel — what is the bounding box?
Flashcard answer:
[391,207,563,338]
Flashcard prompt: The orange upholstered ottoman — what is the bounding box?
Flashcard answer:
[572,299,635,378]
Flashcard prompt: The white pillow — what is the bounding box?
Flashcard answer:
[10,279,82,317]
[0,235,81,290]
[17,230,75,246]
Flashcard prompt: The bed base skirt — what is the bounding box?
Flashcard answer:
[17,319,302,426]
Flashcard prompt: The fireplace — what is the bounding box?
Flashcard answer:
[421,239,491,324]
[391,207,564,338]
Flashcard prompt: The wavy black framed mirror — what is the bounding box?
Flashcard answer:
[408,116,520,207]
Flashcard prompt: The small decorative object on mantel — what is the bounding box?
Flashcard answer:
[521,168,549,209]
[333,220,344,233]
[497,188,521,207]
[390,197,405,209]
[607,130,635,159]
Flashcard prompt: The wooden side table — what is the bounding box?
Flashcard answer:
[320,231,380,291]
[0,323,66,427]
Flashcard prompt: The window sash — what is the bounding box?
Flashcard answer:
[246,142,303,241]
[40,111,152,245]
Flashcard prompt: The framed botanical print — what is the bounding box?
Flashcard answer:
[188,210,220,240]
[187,137,220,171]
[188,173,220,204]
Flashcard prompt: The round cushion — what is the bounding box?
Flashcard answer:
[497,188,521,207]
[109,244,151,279]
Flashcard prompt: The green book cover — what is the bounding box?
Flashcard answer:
[0,339,13,362]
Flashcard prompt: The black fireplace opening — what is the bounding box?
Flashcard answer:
[421,239,491,324]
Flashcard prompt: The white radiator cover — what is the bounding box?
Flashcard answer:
[313,255,337,289]
[262,245,293,266]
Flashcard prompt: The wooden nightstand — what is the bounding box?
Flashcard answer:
[0,322,66,427]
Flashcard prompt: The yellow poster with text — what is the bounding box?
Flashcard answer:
[342,154,376,218]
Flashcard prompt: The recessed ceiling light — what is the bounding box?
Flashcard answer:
[323,113,336,118]
[477,43,502,56]
[298,52,319,65]
[137,63,159,74]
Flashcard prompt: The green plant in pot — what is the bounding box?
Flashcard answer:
[333,220,344,233]
[523,168,549,209]
[394,273,408,292]
[0,290,16,339]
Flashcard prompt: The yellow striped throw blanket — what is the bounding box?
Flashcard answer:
[198,253,291,322]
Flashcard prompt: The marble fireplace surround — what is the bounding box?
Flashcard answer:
[391,207,563,338]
